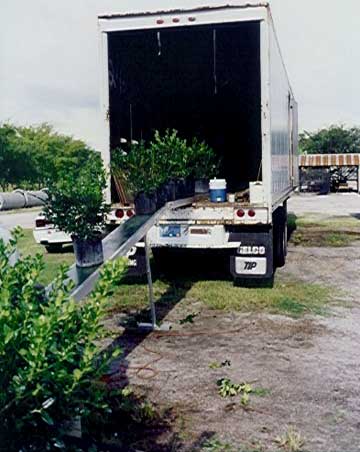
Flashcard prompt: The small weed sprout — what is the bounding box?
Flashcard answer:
[209,362,222,369]
[209,360,231,369]
[179,312,199,325]
[217,379,253,400]
[217,378,242,398]
[275,426,305,452]
[202,437,234,451]
[217,380,268,407]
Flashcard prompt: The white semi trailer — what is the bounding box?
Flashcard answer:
[98,2,298,283]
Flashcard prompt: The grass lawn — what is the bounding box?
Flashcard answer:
[17,229,74,285]
[288,214,360,247]
[16,224,335,318]
[109,273,332,319]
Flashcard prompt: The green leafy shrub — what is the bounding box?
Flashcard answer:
[44,153,110,240]
[0,229,127,450]
[188,137,219,180]
[112,141,160,195]
[111,129,218,196]
[150,129,191,180]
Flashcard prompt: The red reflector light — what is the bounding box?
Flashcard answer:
[36,219,46,228]
[126,209,134,218]
[188,17,196,22]
[248,209,256,218]
[115,209,124,219]
[156,19,164,25]
[172,17,180,23]
[236,209,245,218]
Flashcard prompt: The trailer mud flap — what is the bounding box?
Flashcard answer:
[229,230,273,279]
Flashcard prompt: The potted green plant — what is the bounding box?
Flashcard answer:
[189,137,219,194]
[112,141,160,215]
[44,153,110,267]
[150,129,194,200]
[111,131,217,213]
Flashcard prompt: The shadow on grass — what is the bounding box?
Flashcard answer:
[45,244,74,254]
[287,212,298,241]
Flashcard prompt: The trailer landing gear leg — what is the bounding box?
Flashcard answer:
[137,235,171,332]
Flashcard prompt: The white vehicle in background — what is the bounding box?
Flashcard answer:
[33,206,135,252]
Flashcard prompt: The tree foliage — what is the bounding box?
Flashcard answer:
[0,123,93,191]
[299,125,360,155]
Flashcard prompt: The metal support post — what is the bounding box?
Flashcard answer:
[144,234,156,329]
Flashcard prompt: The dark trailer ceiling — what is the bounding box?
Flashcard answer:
[108,21,261,192]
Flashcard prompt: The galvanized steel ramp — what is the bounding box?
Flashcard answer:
[46,198,193,302]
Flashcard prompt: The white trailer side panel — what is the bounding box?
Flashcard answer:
[268,16,296,208]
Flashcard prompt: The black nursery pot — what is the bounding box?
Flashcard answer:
[164,180,176,202]
[134,191,157,215]
[175,178,187,200]
[156,185,167,209]
[73,235,104,268]
[195,178,209,194]
[185,178,195,197]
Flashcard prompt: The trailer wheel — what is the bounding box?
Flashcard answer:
[152,248,175,276]
[273,207,286,268]
[45,244,63,254]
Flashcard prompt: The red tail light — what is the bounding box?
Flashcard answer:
[126,209,134,218]
[35,219,47,228]
[115,209,124,219]
[236,209,245,218]
[248,209,256,218]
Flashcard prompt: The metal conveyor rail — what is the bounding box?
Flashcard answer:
[45,197,193,302]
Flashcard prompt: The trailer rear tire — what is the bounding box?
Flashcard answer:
[273,207,286,268]
[45,244,63,254]
[152,248,175,276]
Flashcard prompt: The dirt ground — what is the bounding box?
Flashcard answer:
[106,194,360,452]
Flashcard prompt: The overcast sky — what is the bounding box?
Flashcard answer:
[1,0,360,148]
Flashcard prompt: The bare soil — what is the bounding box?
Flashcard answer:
[104,195,360,452]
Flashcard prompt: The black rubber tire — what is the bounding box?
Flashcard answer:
[273,207,286,268]
[151,248,176,276]
[45,244,63,254]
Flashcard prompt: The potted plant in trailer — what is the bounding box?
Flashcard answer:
[112,141,162,215]
[111,129,219,214]
[189,137,219,194]
[149,129,192,200]
[44,153,110,267]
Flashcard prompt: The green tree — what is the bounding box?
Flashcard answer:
[299,125,360,155]
[13,123,91,188]
[0,123,94,190]
[0,124,25,191]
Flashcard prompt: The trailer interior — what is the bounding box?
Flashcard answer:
[108,21,262,194]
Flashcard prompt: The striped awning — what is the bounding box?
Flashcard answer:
[299,154,360,167]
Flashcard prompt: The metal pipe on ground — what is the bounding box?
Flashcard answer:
[0,190,48,211]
